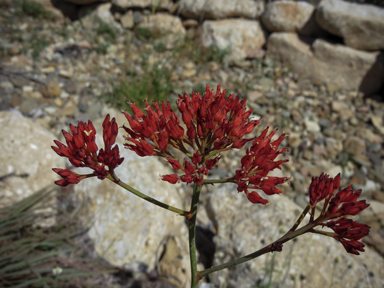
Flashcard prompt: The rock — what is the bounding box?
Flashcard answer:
[303,149,313,160]
[291,171,307,194]
[208,61,220,72]
[182,19,198,28]
[42,66,56,74]
[158,236,191,287]
[120,10,134,29]
[74,113,189,278]
[81,3,121,31]
[325,137,342,153]
[353,179,379,194]
[287,132,302,148]
[313,40,384,96]
[9,75,29,87]
[65,0,109,4]
[112,0,172,10]
[201,19,266,62]
[371,114,384,135]
[59,68,73,78]
[19,96,40,114]
[316,0,384,50]
[372,191,384,203]
[261,1,319,36]
[209,184,384,288]
[184,61,195,70]
[258,77,274,91]
[304,119,320,132]
[343,136,366,156]
[331,100,345,112]
[179,0,264,20]
[182,69,197,79]
[0,111,65,206]
[138,13,186,45]
[266,32,384,95]
[41,82,61,98]
[132,11,142,24]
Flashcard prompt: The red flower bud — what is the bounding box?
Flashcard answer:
[192,150,202,164]
[246,191,269,205]
[187,125,196,141]
[161,174,179,184]
[184,160,195,175]
[205,155,221,170]
[168,158,182,170]
[180,174,193,184]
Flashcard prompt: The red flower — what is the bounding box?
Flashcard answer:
[327,186,369,217]
[233,127,290,204]
[52,168,88,187]
[307,173,370,255]
[246,191,269,205]
[308,173,340,207]
[52,115,124,185]
[161,174,179,184]
[338,239,366,255]
[168,158,182,170]
[326,218,370,241]
[325,218,370,255]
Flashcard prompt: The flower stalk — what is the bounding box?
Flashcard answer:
[188,183,203,288]
[106,172,188,217]
[198,220,318,280]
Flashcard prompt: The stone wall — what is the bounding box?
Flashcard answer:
[49,0,384,96]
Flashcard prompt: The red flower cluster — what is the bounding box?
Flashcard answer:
[122,85,264,186]
[326,218,370,255]
[234,127,290,205]
[308,173,370,255]
[308,173,340,207]
[52,115,124,186]
[308,173,369,218]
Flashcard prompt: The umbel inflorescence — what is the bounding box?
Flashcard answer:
[52,85,371,286]
[121,85,289,204]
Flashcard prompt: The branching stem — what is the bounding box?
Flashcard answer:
[107,172,188,217]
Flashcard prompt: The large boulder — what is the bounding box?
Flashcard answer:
[261,1,327,37]
[137,13,186,45]
[201,19,266,62]
[208,184,384,288]
[0,111,65,207]
[179,0,265,20]
[316,0,384,51]
[266,32,384,95]
[74,110,190,285]
[112,0,173,10]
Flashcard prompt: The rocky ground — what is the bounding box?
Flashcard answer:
[1,2,384,287]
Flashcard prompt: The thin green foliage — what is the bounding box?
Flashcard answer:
[20,0,55,20]
[0,186,115,287]
[104,58,173,110]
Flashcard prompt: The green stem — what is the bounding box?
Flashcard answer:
[289,202,311,233]
[188,183,202,288]
[107,173,188,217]
[311,229,335,238]
[198,221,318,280]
